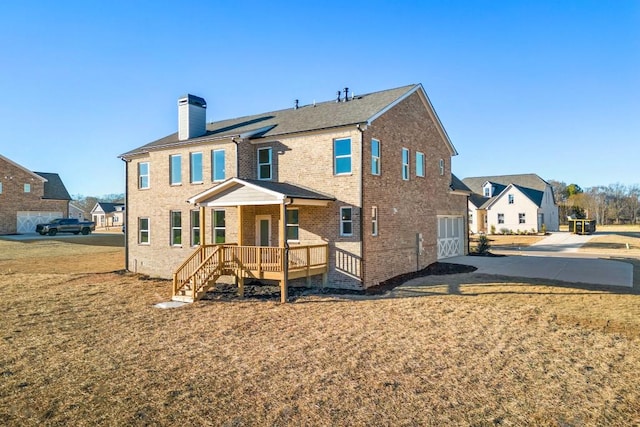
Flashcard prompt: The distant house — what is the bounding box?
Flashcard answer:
[69,202,89,221]
[463,174,559,234]
[91,202,125,229]
[0,154,71,234]
[119,84,468,301]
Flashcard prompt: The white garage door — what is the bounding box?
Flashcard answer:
[437,216,464,259]
[17,211,63,233]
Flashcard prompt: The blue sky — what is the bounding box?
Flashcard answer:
[1,1,638,197]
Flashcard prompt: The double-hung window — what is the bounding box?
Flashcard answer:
[190,210,200,246]
[519,213,526,224]
[170,211,182,246]
[138,217,150,244]
[498,213,505,224]
[213,210,226,243]
[371,139,380,175]
[24,183,31,193]
[170,155,182,185]
[0,182,3,194]
[439,159,445,176]
[402,148,410,180]
[334,138,352,175]
[340,207,353,236]
[286,209,299,241]
[371,206,378,236]
[257,147,272,180]
[138,162,150,189]
[190,152,203,184]
[416,152,425,177]
[212,149,225,182]
[508,194,514,204]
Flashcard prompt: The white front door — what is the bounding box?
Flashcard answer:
[255,215,272,246]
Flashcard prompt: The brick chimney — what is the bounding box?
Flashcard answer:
[178,94,207,141]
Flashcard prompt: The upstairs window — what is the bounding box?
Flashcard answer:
[286,209,299,241]
[340,207,353,237]
[439,159,445,175]
[371,139,380,175]
[190,152,203,184]
[0,182,3,194]
[170,211,182,246]
[212,149,225,182]
[498,213,504,224]
[170,155,182,185]
[416,152,425,177]
[257,147,272,180]
[508,194,514,204]
[402,148,409,180]
[138,162,150,189]
[519,213,526,224]
[24,183,31,193]
[334,138,352,175]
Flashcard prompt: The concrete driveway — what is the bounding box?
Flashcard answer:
[445,232,633,288]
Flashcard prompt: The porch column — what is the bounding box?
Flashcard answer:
[237,205,243,245]
[280,201,288,303]
[279,202,286,247]
[199,205,206,246]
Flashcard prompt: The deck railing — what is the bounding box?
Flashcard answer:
[172,244,329,300]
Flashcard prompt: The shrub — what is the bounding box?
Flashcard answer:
[500,228,509,235]
[475,234,491,255]
[541,224,547,235]
[490,225,496,235]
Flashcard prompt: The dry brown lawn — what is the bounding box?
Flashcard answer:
[0,234,639,426]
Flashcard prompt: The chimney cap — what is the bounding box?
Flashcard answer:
[178,94,207,108]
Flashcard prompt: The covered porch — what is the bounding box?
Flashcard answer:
[172,178,335,303]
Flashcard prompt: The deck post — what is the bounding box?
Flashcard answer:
[237,205,243,245]
[238,276,245,297]
[200,205,206,246]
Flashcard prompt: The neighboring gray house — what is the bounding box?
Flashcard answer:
[463,173,559,234]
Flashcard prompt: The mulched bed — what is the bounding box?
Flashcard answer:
[202,262,477,301]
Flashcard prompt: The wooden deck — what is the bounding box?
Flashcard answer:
[172,244,329,303]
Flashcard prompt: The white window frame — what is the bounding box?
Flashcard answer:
[286,208,299,241]
[402,148,410,180]
[371,206,378,237]
[212,149,225,182]
[334,138,352,175]
[213,209,226,244]
[190,152,203,184]
[170,211,182,246]
[138,217,150,244]
[170,154,182,185]
[519,213,526,224]
[508,194,514,204]
[138,162,150,189]
[24,183,31,193]
[498,213,505,224]
[416,151,425,177]
[340,206,353,237]
[257,147,272,180]
[371,139,380,175]
[190,210,200,247]
[0,182,3,194]
[439,158,445,176]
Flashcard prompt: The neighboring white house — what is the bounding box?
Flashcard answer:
[69,202,88,221]
[91,202,125,229]
[463,174,559,234]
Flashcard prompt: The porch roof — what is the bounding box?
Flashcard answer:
[187,178,336,207]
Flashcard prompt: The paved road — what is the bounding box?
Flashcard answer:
[446,232,633,288]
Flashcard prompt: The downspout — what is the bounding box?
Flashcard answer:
[120,157,131,272]
[356,123,366,286]
[232,137,240,178]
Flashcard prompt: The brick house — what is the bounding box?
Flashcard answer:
[0,154,71,234]
[464,174,559,234]
[119,84,469,301]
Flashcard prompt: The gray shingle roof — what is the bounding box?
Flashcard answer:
[34,172,71,200]
[462,174,550,194]
[120,84,422,158]
[450,174,472,193]
[94,202,125,214]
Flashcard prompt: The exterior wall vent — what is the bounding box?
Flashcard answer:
[178,94,207,141]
